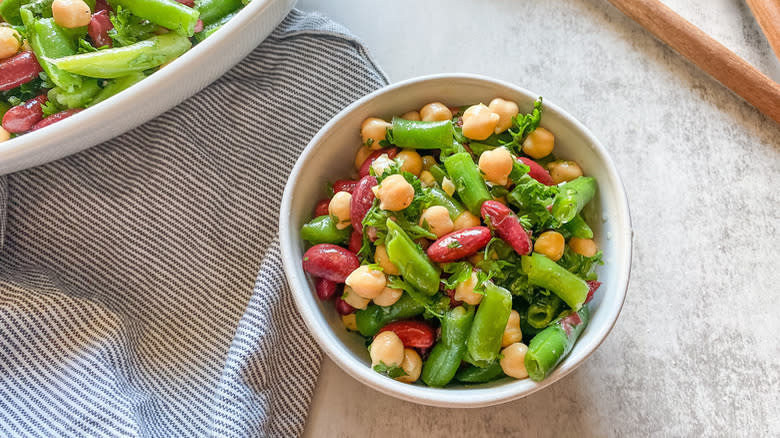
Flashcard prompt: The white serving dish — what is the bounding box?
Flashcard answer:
[280,74,632,407]
[0,0,295,176]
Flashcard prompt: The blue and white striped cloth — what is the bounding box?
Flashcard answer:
[0,10,387,437]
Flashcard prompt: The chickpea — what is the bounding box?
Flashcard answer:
[569,237,598,257]
[341,286,370,310]
[373,286,402,307]
[420,102,452,122]
[396,349,423,383]
[376,174,414,211]
[396,149,423,176]
[501,310,523,347]
[547,160,583,184]
[500,343,529,379]
[345,265,386,299]
[328,191,352,230]
[419,206,454,238]
[488,97,520,134]
[452,211,480,231]
[52,0,91,29]
[361,117,390,149]
[354,145,373,169]
[461,104,500,141]
[401,110,421,121]
[421,155,437,171]
[441,177,456,196]
[341,313,358,331]
[21,39,32,52]
[371,153,395,177]
[522,127,555,159]
[419,170,435,187]
[478,147,513,186]
[0,126,11,143]
[454,271,482,305]
[374,245,399,276]
[534,231,565,261]
[370,331,405,367]
[0,28,21,60]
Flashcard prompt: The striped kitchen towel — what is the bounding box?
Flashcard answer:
[0,9,387,437]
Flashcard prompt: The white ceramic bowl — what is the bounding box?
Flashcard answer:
[0,0,295,176]
[280,74,632,407]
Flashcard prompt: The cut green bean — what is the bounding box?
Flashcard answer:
[465,282,512,367]
[525,306,589,381]
[0,0,34,25]
[389,117,453,150]
[300,215,351,245]
[421,305,474,387]
[109,0,200,35]
[355,293,425,337]
[193,10,236,42]
[49,33,191,78]
[428,164,447,185]
[88,72,146,106]
[196,0,240,24]
[425,186,465,220]
[23,11,83,91]
[455,360,505,383]
[559,214,593,239]
[48,79,101,108]
[526,294,562,329]
[551,176,596,224]
[443,152,492,215]
[384,219,440,296]
[521,252,589,310]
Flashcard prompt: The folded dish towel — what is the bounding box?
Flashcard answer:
[0,10,387,437]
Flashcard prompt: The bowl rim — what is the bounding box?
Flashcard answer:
[279,73,632,407]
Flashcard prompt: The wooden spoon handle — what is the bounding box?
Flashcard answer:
[606,0,780,125]
[746,0,780,60]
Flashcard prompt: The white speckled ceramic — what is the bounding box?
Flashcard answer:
[280,74,632,408]
[0,0,295,176]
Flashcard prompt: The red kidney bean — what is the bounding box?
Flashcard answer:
[349,175,377,234]
[302,244,359,283]
[426,227,492,263]
[334,296,355,315]
[2,95,47,133]
[585,280,601,304]
[348,229,362,253]
[193,19,204,33]
[0,52,44,92]
[175,0,195,6]
[377,320,435,349]
[333,179,359,194]
[443,288,463,308]
[518,156,553,186]
[315,277,339,300]
[30,109,82,131]
[88,10,114,48]
[94,0,110,11]
[313,199,330,217]
[480,200,532,256]
[358,147,398,177]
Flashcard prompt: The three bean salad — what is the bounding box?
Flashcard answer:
[301,98,603,386]
[0,0,243,138]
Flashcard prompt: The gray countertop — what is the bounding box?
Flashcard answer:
[296,1,780,436]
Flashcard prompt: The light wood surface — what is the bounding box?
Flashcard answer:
[607,0,780,124]
[746,0,780,60]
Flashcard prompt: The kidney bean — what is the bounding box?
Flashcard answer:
[88,10,114,48]
[585,280,602,304]
[333,179,359,194]
[518,156,553,186]
[426,227,492,263]
[444,288,463,308]
[334,296,355,315]
[349,175,377,234]
[2,95,47,133]
[377,320,435,349]
[315,277,340,300]
[358,147,398,177]
[94,0,110,11]
[0,52,44,92]
[30,109,82,131]
[302,244,359,283]
[313,199,330,217]
[176,0,195,6]
[480,200,532,256]
[348,229,362,253]
[193,19,204,33]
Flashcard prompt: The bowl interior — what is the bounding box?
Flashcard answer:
[280,74,631,407]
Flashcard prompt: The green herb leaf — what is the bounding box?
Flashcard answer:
[373,361,408,379]
[108,6,157,47]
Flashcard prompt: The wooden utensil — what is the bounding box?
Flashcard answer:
[606,0,780,125]
[746,0,780,60]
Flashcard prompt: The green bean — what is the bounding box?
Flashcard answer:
[455,360,505,383]
[389,117,453,150]
[559,214,593,239]
[521,252,589,310]
[465,282,512,367]
[49,34,191,78]
[428,163,447,185]
[193,10,236,42]
[0,0,34,25]
[526,294,562,329]
[47,79,100,108]
[109,0,200,36]
[196,0,240,24]
[384,219,440,295]
[355,293,425,337]
[443,152,492,215]
[88,72,146,106]
[22,11,83,92]
[551,176,596,224]
[425,186,465,220]
[300,215,351,245]
[525,306,589,381]
[421,305,474,387]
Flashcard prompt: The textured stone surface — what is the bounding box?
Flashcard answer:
[297,1,780,436]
